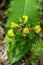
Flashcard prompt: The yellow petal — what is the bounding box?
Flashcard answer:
[23,27,29,34]
[34,25,41,33]
[11,22,18,28]
[7,29,15,36]
[22,15,28,22]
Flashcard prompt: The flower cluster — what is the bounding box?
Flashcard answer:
[7,15,41,37]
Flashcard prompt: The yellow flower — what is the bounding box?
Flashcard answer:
[34,25,41,33]
[22,15,28,22]
[23,27,29,34]
[19,17,22,22]
[11,22,18,28]
[7,29,15,36]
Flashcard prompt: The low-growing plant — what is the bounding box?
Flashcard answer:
[29,40,43,65]
[5,0,43,65]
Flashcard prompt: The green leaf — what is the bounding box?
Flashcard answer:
[6,0,40,28]
[6,35,31,64]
